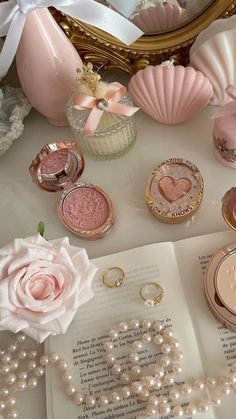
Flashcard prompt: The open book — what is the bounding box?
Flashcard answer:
[45,230,236,419]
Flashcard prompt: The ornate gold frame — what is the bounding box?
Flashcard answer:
[53,0,236,74]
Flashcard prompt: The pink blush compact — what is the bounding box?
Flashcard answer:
[30,142,115,240]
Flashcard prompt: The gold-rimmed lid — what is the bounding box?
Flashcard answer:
[222,188,236,231]
[29,141,84,192]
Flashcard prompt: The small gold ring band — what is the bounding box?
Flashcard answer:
[102,267,125,288]
[139,282,164,307]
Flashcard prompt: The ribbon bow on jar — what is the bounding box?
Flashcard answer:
[73,82,139,136]
[212,85,236,120]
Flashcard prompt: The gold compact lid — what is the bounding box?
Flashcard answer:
[145,158,204,224]
[222,188,236,231]
[29,141,84,192]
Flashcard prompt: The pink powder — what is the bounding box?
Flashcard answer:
[62,187,109,231]
[42,149,69,175]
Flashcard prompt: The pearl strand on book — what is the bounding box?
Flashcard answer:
[0,319,236,419]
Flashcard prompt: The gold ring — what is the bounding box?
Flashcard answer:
[102,267,125,288]
[139,282,164,307]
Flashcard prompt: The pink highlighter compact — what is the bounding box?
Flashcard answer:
[30,141,115,240]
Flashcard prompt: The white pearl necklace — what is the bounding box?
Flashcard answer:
[0,320,236,419]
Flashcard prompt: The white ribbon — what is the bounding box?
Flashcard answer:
[0,0,143,79]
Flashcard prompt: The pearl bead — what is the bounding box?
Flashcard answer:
[16,333,26,343]
[129,353,139,364]
[142,320,152,329]
[111,364,122,375]
[146,406,157,416]
[119,322,129,332]
[163,327,173,338]
[104,342,114,352]
[109,329,118,340]
[182,384,192,395]
[28,378,38,389]
[6,397,16,408]
[120,373,130,385]
[65,384,76,396]
[219,376,229,386]
[206,377,216,387]
[172,405,184,417]
[158,396,168,404]
[132,341,143,352]
[27,360,37,370]
[153,334,164,345]
[1,353,12,364]
[169,389,180,401]
[1,365,10,375]
[110,391,120,403]
[168,337,180,348]
[138,389,149,401]
[198,401,210,412]
[154,379,162,389]
[15,381,27,391]
[131,365,142,376]
[62,371,73,383]
[1,388,10,397]
[130,319,140,329]
[0,401,6,411]
[8,345,17,353]
[147,395,159,407]
[34,366,45,377]
[74,392,84,405]
[172,364,182,374]
[142,376,155,388]
[86,395,96,407]
[17,372,28,380]
[184,405,197,416]
[142,333,152,343]
[154,366,165,378]
[194,379,205,390]
[7,409,18,419]
[98,395,109,406]
[161,343,171,354]
[106,353,115,364]
[153,321,163,332]
[5,373,16,386]
[122,386,131,398]
[28,350,38,359]
[10,361,19,371]
[172,350,183,361]
[57,360,68,371]
[49,352,59,364]
[158,402,171,415]
[211,395,221,406]
[229,374,236,385]
[221,385,231,395]
[18,351,27,360]
[131,381,143,394]
[160,356,171,367]
[164,373,175,385]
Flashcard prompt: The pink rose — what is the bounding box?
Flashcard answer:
[0,235,97,342]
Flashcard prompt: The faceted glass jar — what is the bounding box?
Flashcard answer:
[67,94,137,160]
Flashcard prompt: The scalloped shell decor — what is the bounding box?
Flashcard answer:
[131,4,185,32]
[0,86,31,156]
[190,15,236,106]
[128,64,213,124]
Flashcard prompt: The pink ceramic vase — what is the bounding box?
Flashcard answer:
[16,8,83,126]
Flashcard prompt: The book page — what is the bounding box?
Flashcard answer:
[174,230,236,419]
[45,241,213,419]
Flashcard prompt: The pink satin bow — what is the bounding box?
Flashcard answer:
[73,82,139,136]
[212,85,236,119]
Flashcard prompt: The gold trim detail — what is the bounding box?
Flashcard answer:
[52,0,236,74]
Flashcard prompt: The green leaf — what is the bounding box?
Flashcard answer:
[37,221,45,237]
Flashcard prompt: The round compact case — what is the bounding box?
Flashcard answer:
[145,158,204,224]
[30,141,115,240]
[205,188,236,331]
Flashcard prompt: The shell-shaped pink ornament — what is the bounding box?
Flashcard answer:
[128,64,213,124]
[131,4,185,32]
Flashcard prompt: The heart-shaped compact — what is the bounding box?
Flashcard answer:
[145,158,204,224]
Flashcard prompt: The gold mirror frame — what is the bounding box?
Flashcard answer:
[53,0,236,74]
